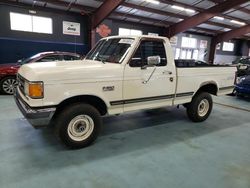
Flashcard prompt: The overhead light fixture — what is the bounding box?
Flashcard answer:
[171,5,195,13]
[145,0,160,5]
[171,5,184,11]
[223,28,231,32]
[214,16,224,20]
[230,20,246,25]
[185,8,195,13]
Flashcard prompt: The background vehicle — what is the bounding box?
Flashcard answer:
[15,35,236,149]
[232,57,250,77]
[0,51,82,94]
[235,75,250,97]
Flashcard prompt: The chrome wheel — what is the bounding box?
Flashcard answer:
[198,99,209,117]
[67,115,94,142]
[2,78,18,94]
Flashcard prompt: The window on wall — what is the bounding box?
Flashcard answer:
[10,12,52,34]
[181,37,197,48]
[118,28,142,36]
[175,48,180,59]
[222,42,234,52]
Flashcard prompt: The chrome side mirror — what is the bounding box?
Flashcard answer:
[147,56,161,66]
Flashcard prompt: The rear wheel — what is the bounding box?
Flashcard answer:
[54,103,102,149]
[0,76,18,95]
[186,92,213,122]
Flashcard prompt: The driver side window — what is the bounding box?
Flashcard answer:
[130,40,167,67]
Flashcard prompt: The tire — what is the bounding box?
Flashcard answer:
[0,76,18,95]
[54,103,102,149]
[186,92,213,122]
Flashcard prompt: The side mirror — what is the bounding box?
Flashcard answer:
[147,56,161,66]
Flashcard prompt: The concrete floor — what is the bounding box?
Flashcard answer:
[0,95,250,188]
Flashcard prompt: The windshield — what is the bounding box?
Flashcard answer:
[85,38,134,63]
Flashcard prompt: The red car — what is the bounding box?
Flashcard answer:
[0,51,82,94]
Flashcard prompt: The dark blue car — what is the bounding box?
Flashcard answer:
[235,75,250,96]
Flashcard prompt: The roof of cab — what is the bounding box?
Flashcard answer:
[103,35,168,40]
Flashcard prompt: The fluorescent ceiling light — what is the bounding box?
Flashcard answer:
[230,20,245,25]
[171,5,195,13]
[223,28,231,32]
[145,0,160,4]
[171,5,184,11]
[214,16,224,20]
[185,8,195,13]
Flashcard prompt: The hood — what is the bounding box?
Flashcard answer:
[18,60,123,83]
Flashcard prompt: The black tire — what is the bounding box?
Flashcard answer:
[54,103,102,149]
[186,92,213,122]
[0,76,18,95]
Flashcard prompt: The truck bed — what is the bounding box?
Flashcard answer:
[174,66,236,105]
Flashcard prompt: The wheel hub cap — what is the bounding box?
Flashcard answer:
[2,78,18,94]
[67,115,94,141]
[198,99,209,117]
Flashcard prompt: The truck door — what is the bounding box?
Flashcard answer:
[123,39,176,112]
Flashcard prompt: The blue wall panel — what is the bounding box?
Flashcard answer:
[0,38,89,64]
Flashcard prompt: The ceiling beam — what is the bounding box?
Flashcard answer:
[37,0,94,12]
[209,0,250,14]
[208,24,250,63]
[166,0,249,38]
[111,12,221,35]
[160,0,249,24]
[91,0,125,29]
[214,24,250,43]
[123,2,235,30]
[111,12,173,26]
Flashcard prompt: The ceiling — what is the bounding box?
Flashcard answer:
[2,0,250,39]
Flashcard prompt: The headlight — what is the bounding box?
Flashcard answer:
[24,81,43,99]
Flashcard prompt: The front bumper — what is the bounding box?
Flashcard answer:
[14,89,56,128]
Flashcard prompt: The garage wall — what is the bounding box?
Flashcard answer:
[214,39,250,64]
[0,4,90,64]
[95,19,165,42]
[95,19,212,62]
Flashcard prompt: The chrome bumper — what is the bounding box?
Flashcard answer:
[14,89,56,128]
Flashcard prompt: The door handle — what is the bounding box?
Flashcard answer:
[163,70,172,75]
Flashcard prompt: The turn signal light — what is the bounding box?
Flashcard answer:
[29,82,43,98]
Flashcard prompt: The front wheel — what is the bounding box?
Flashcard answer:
[54,103,102,149]
[186,92,213,122]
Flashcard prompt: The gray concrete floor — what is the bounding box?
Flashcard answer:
[0,95,250,188]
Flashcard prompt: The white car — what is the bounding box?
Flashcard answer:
[14,35,236,148]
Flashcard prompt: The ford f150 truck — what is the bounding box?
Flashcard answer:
[14,35,236,149]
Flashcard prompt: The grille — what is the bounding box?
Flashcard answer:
[17,74,25,95]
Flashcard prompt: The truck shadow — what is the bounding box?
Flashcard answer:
[13,104,248,173]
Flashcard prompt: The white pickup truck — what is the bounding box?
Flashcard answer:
[14,35,236,148]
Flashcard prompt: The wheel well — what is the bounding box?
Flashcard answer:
[0,75,17,82]
[197,84,218,96]
[55,95,107,116]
